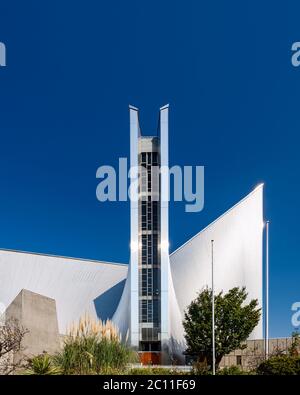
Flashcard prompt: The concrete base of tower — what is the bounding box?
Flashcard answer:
[138,350,184,366]
[138,351,161,365]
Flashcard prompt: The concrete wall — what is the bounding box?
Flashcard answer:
[6,289,61,360]
[220,338,296,370]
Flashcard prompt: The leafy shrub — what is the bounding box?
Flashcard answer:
[288,331,300,357]
[129,367,184,375]
[191,364,249,375]
[25,354,61,375]
[256,355,300,375]
[190,360,212,375]
[217,365,247,375]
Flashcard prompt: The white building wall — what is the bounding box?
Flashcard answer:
[128,105,140,348]
[159,105,170,355]
[170,184,264,345]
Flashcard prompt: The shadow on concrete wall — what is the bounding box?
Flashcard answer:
[93,279,125,321]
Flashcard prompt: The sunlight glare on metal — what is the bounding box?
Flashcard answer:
[130,241,139,252]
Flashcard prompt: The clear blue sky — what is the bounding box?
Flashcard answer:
[0,1,299,337]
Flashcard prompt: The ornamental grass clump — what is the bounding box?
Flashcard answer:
[54,314,136,375]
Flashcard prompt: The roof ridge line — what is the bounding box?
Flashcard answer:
[0,247,127,267]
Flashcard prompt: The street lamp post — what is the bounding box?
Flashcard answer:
[265,221,270,358]
[211,239,216,375]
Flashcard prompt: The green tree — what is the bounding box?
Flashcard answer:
[289,331,300,357]
[183,286,261,370]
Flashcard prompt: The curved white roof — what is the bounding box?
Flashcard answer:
[0,249,127,333]
[170,185,264,340]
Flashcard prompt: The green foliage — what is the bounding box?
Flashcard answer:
[190,362,212,375]
[288,331,300,357]
[53,335,138,375]
[25,354,62,375]
[183,286,261,370]
[217,365,247,375]
[129,367,184,375]
[191,363,255,375]
[256,355,300,375]
[24,315,137,375]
